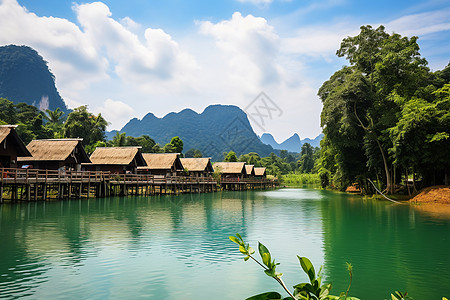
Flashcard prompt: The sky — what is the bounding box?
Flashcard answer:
[0,0,449,142]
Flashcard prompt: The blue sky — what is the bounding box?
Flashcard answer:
[1,0,449,141]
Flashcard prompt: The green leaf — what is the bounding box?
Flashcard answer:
[391,294,400,300]
[239,245,247,254]
[244,256,250,261]
[258,242,270,257]
[245,291,283,300]
[298,256,315,283]
[236,233,243,242]
[260,247,271,268]
[229,236,240,245]
[319,287,329,299]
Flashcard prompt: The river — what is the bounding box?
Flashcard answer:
[0,188,449,299]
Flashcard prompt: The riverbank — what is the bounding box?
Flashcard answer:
[409,186,450,205]
[409,186,450,218]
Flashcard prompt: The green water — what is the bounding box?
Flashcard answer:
[0,189,449,299]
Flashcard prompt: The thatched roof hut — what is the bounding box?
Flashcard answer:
[254,167,266,178]
[245,165,255,177]
[138,153,183,176]
[0,125,31,168]
[213,162,246,178]
[179,158,213,177]
[85,147,146,174]
[18,138,89,170]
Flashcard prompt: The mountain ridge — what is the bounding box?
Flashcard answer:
[115,104,279,161]
[260,132,323,151]
[0,45,69,113]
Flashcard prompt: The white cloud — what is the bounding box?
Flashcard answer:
[2,0,448,140]
[93,99,135,130]
[386,8,450,36]
[0,0,108,97]
[200,12,282,90]
[197,12,323,140]
[74,2,197,89]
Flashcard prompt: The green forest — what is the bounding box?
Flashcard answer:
[317,25,449,194]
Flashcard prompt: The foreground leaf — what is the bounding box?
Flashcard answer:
[298,256,315,282]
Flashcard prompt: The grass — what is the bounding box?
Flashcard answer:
[282,173,321,186]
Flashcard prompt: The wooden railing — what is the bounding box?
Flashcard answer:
[0,168,111,183]
[1,168,275,186]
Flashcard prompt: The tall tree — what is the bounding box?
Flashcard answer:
[224,151,238,162]
[64,106,108,147]
[298,143,314,174]
[321,25,431,193]
[169,136,184,153]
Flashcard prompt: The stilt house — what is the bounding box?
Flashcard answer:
[179,158,214,177]
[213,162,246,179]
[85,147,146,174]
[245,165,255,178]
[17,138,90,170]
[138,153,184,176]
[254,167,267,178]
[0,125,31,168]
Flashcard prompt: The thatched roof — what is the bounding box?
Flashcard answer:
[180,158,213,172]
[140,153,183,170]
[88,147,146,166]
[254,167,266,176]
[18,139,88,162]
[213,162,246,174]
[0,125,31,156]
[245,165,255,176]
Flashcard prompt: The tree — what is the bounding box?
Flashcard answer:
[0,98,16,124]
[163,143,176,153]
[224,151,238,162]
[170,136,183,153]
[43,107,64,124]
[109,132,127,147]
[135,135,156,153]
[64,106,108,147]
[320,25,432,193]
[185,148,202,158]
[298,143,314,173]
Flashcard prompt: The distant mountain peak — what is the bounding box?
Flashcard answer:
[259,132,323,152]
[115,104,277,161]
[0,45,68,113]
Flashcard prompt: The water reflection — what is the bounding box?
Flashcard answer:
[321,192,450,299]
[1,189,449,299]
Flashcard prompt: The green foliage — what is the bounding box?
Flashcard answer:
[163,143,176,153]
[185,148,203,158]
[64,106,108,147]
[107,132,160,153]
[85,141,107,155]
[229,234,360,300]
[298,143,315,173]
[43,107,65,137]
[0,98,53,144]
[169,136,183,153]
[319,24,450,192]
[389,291,413,300]
[282,174,320,186]
[224,151,238,162]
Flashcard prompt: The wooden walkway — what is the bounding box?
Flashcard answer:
[0,168,278,202]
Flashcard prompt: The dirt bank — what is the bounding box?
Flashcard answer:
[409,186,450,204]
